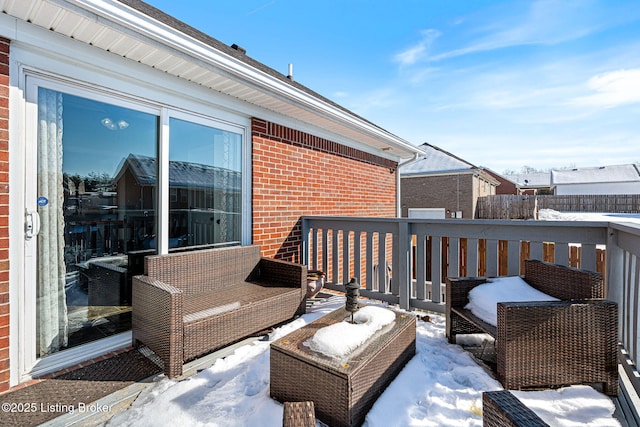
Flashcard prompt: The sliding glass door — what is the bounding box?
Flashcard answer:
[35,88,159,357]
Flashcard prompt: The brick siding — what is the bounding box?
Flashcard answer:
[252,118,398,261]
[0,37,9,392]
[401,174,475,218]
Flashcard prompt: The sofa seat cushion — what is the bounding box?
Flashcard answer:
[184,302,242,323]
[182,282,299,325]
[181,283,302,361]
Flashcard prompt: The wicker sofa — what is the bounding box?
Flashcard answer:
[132,245,307,378]
[446,259,618,395]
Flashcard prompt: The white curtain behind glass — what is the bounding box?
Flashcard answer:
[36,88,68,356]
[219,132,241,242]
[220,132,229,241]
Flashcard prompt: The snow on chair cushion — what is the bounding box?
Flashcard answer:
[464,276,559,327]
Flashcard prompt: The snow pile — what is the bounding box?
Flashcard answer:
[465,276,559,326]
[538,208,640,225]
[304,305,395,358]
[513,386,619,426]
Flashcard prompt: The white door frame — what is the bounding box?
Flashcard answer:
[18,75,159,381]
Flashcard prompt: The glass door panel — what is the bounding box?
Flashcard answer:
[168,118,242,248]
[36,88,158,357]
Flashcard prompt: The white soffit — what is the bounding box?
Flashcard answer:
[0,0,422,160]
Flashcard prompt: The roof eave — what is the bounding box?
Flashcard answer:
[52,0,421,159]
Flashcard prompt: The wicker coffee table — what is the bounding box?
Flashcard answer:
[270,307,416,427]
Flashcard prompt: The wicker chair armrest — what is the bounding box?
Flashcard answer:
[258,257,307,290]
[132,275,185,378]
[524,259,603,299]
[483,390,549,427]
[497,299,617,336]
[497,299,616,322]
[133,274,182,296]
[445,277,488,310]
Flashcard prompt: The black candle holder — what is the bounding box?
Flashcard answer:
[345,277,360,323]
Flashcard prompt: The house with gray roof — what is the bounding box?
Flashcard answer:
[400,143,499,218]
[504,172,553,195]
[551,164,640,195]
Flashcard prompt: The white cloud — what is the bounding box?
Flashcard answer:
[347,88,402,117]
[421,0,619,62]
[569,69,640,108]
[246,1,276,16]
[394,29,440,66]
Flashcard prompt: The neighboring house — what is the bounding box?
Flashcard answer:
[400,143,499,218]
[551,164,640,195]
[484,169,518,195]
[504,172,553,195]
[0,0,422,391]
[506,164,640,196]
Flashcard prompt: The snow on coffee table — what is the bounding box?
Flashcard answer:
[303,305,396,358]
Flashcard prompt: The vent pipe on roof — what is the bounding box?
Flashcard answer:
[230,44,246,54]
[287,63,294,81]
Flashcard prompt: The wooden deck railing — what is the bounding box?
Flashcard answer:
[301,216,640,420]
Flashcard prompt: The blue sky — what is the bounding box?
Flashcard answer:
[143,0,640,173]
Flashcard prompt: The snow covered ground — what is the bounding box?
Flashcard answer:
[107,294,619,427]
[538,208,640,225]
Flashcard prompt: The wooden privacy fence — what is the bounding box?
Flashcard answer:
[413,236,606,284]
[477,194,640,219]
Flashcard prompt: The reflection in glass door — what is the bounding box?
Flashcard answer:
[36,88,158,357]
[168,117,242,248]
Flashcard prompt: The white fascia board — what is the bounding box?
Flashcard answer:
[56,0,421,158]
[401,169,476,179]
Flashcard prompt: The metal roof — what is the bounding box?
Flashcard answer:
[505,172,552,188]
[401,142,476,175]
[116,154,241,189]
[551,164,640,185]
[0,0,423,160]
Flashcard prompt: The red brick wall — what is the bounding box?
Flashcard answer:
[252,118,397,261]
[0,38,9,392]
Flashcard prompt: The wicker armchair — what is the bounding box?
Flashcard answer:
[132,245,307,378]
[446,259,618,395]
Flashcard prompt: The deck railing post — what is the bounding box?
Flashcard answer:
[606,226,624,337]
[397,220,410,310]
[301,217,310,266]
[607,224,640,420]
